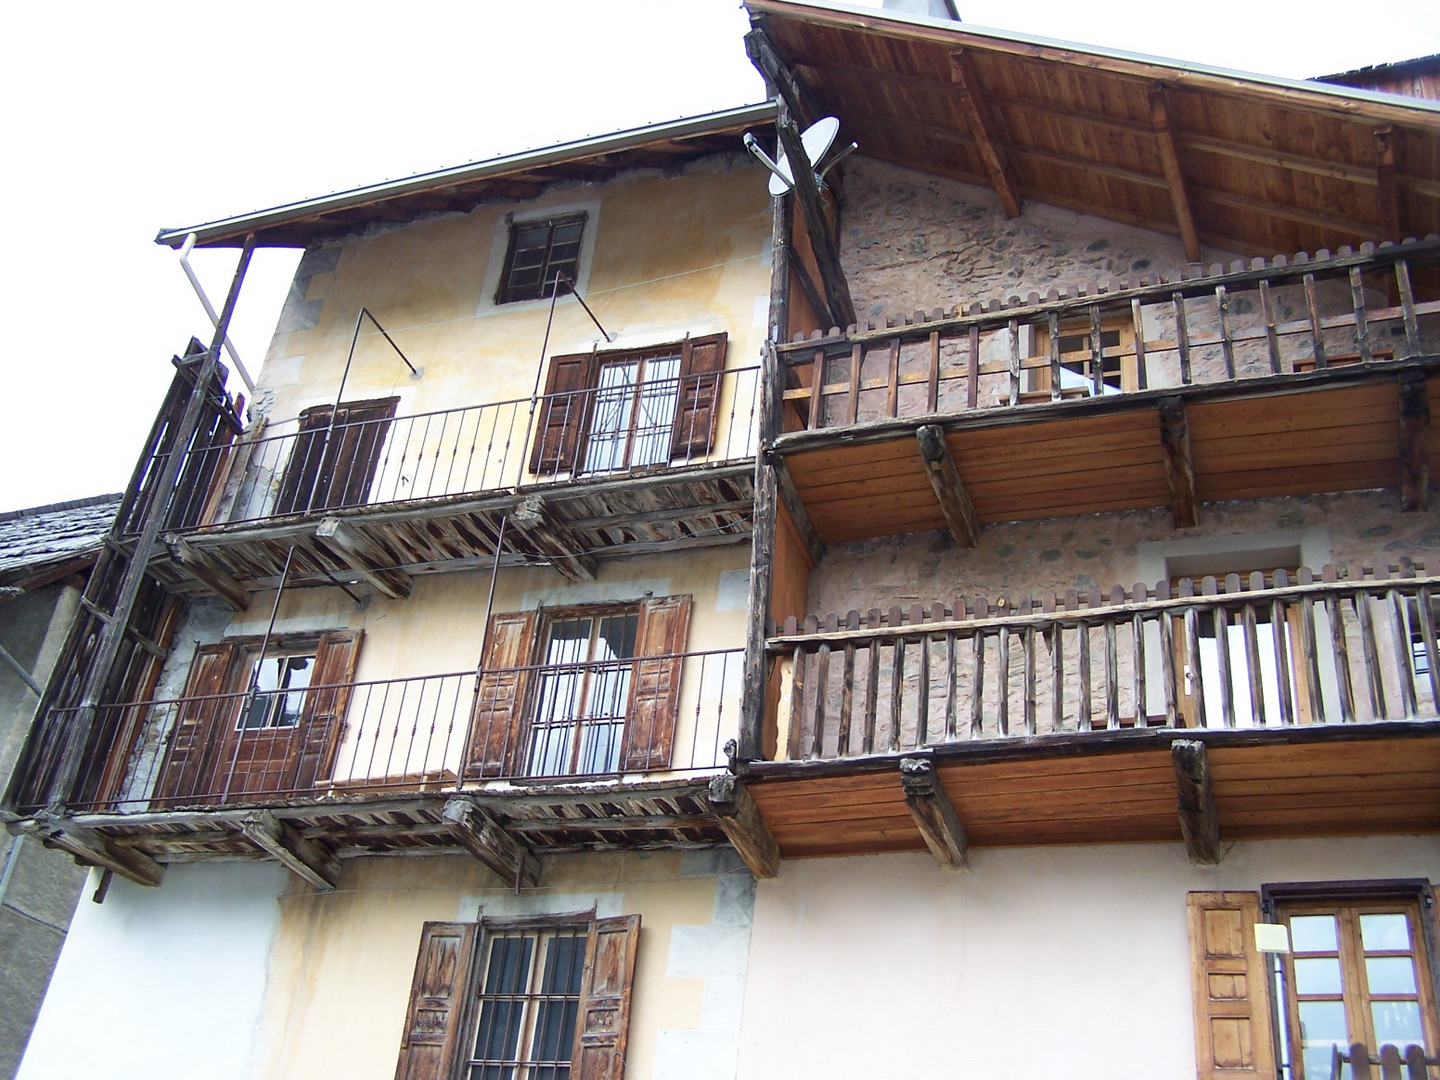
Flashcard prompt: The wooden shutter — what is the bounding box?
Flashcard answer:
[154,641,239,802]
[394,921,476,1080]
[467,611,538,777]
[275,406,333,515]
[670,332,728,458]
[1187,891,1277,1080]
[292,630,364,789]
[530,351,596,475]
[573,914,641,1080]
[622,595,692,771]
[275,397,398,514]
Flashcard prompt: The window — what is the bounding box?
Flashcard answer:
[238,649,315,730]
[497,215,586,305]
[275,396,399,515]
[1025,316,1137,398]
[527,608,640,776]
[529,333,727,478]
[394,914,641,1080]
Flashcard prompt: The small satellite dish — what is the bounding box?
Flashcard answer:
[744,116,848,195]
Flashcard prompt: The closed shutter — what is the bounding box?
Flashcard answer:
[394,921,477,1080]
[670,332,728,458]
[154,641,239,802]
[292,629,364,789]
[573,914,642,1080]
[1187,891,1277,1080]
[530,351,596,475]
[276,397,398,514]
[622,595,692,771]
[467,611,538,777]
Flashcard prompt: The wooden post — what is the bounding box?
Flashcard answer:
[899,755,969,869]
[1159,397,1199,529]
[707,774,780,879]
[773,102,856,329]
[767,192,792,344]
[1171,739,1221,865]
[1398,369,1430,513]
[442,798,540,889]
[740,344,784,763]
[241,810,339,891]
[314,518,414,599]
[915,425,980,547]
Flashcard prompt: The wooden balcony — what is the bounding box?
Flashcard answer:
[771,240,1440,544]
[741,562,1440,861]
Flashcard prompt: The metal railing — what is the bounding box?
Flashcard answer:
[767,562,1440,762]
[776,239,1440,431]
[37,648,743,813]
[152,365,760,530]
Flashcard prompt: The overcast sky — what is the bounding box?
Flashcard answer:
[2,0,1437,513]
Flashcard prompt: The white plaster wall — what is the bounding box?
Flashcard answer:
[17,861,286,1080]
[736,837,1440,1080]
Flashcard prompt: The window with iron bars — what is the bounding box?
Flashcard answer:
[496,215,586,305]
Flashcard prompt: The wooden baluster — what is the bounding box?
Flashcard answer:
[1216,284,1236,379]
[1132,584,1149,727]
[1183,578,1207,728]
[1173,292,1192,384]
[886,337,900,419]
[1008,318,1021,407]
[1077,611,1092,732]
[1350,1042,1374,1080]
[863,608,881,754]
[966,325,980,410]
[1210,576,1236,729]
[1024,621,1038,735]
[787,646,807,761]
[1157,579,1179,727]
[1323,567,1355,722]
[837,610,859,755]
[889,626,905,752]
[1104,585,1120,728]
[970,599,988,738]
[1241,572,1266,727]
[1051,594,1067,733]
[1395,259,1420,354]
[1271,569,1296,727]
[1048,311,1062,401]
[1378,1043,1402,1080]
[926,330,940,413]
[1303,272,1327,369]
[997,617,1011,736]
[1088,303,1105,396]
[808,347,826,429]
[1130,297,1148,390]
[1258,278,1282,374]
[810,614,835,759]
[847,343,862,426]
[944,626,959,741]
[1418,585,1440,714]
[1298,569,1326,722]
[1355,586,1385,720]
[1349,266,1373,363]
[1403,1043,1428,1079]
[917,623,931,746]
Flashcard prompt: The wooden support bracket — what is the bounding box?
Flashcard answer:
[242,810,339,890]
[773,103,857,330]
[510,495,598,583]
[442,797,541,889]
[314,518,413,600]
[1171,740,1221,865]
[950,49,1022,219]
[773,459,825,565]
[1399,369,1431,513]
[1148,84,1202,264]
[916,425,980,547]
[165,534,250,612]
[36,815,164,888]
[744,25,821,129]
[1158,397,1199,529]
[899,756,969,869]
[707,774,780,879]
[1374,127,1401,243]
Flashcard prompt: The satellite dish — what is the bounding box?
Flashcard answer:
[744,117,848,195]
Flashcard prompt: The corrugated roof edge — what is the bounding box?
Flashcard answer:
[0,493,121,525]
[155,101,777,250]
[1316,53,1440,84]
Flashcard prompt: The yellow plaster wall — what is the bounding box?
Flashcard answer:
[254,852,727,1080]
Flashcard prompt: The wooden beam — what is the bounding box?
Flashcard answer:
[915,424,980,547]
[313,519,413,600]
[768,184,793,342]
[164,534,250,611]
[899,756,969,869]
[442,797,541,888]
[1398,369,1430,513]
[36,816,164,888]
[707,774,779,879]
[1148,84,1202,264]
[1171,740,1221,865]
[773,459,824,565]
[241,810,339,890]
[1375,127,1402,243]
[949,49,1022,219]
[772,103,856,330]
[1158,396,1199,529]
[509,495,597,583]
[788,250,836,332]
[744,24,819,129]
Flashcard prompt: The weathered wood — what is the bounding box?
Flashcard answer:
[442,797,540,888]
[165,534,250,611]
[1355,589,1385,719]
[1349,266,1374,365]
[509,495,597,583]
[1171,739,1221,864]
[1008,317,1022,406]
[313,518,413,600]
[789,251,833,332]
[1216,284,1236,378]
[1375,127,1401,242]
[741,343,780,762]
[1304,272,1328,369]
[744,24,820,129]
[241,809,339,890]
[767,192,792,344]
[1147,84,1202,263]
[915,424,980,547]
[899,755,969,868]
[1172,293,1193,383]
[950,50,1021,219]
[707,774,779,878]
[1129,298,1148,389]
[1258,278,1282,373]
[36,815,164,888]
[773,101,856,329]
[1398,369,1431,512]
[1158,396,1199,529]
[773,459,825,565]
[1396,259,1421,353]
[1089,304,1105,397]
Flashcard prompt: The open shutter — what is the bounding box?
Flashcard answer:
[467,611,538,777]
[1187,891,1277,1080]
[530,351,596,476]
[622,595,692,771]
[573,914,641,1080]
[293,629,363,789]
[325,397,399,509]
[275,406,333,515]
[154,641,239,802]
[394,921,476,1080]
[670,332,727,458]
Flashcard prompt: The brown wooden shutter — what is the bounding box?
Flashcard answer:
[293,629,364,789]
[276,406,334,515]
[154,641,239,802]
[670,332,728,458]
[622,595,692,771]
[530,351,596,475]
[394,921,476,1080]
[466,611,538,777]
[276,397,398,514]
[573,914,641,1080]
[1187,891,1277,1080]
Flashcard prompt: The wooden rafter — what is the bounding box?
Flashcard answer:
[443,798,540,888]
[899,756,968,869]
[1375,126,1402,243]
[36,815,164,888]
[1171,740,1221,865]
[916,425,979,547]
[314,518,413,600]
[1158,396,1199,529]
[949,49,1021,219]
[1398,369,1431,513]
[1148,84,1202,264]
[708,774,780,878]
[241,810,339,890]
[510,495,598,583]
[745,22,821,128]
[165,534,250,612]
[773,460,825,565]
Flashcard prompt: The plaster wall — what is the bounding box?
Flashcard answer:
[736,837,1440,1080]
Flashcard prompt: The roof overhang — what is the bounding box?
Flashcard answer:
[156,102,777,250]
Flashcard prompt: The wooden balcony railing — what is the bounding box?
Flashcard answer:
[1330,1042,1439,1079]
[20,649,743,814]
[766,562,1440,762]
[776,238,1440,432]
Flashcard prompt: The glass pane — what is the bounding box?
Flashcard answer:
[471,935,535,1080]
[1302,1045,1347,1080]
[1294,957,1343,996]
[1366,956,1418,996]
[1290,915,1339,953]
[1371,1001,1425,1048]
[1297,999,1350,1080]
[1360,914,1411,952]
[595,614,639,662]
[631,356,680,467]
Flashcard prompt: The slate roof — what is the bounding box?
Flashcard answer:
[0,494,120,590]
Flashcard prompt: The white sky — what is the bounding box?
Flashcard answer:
[1,0,1436,513]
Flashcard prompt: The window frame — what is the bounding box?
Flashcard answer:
[495,213,588,306]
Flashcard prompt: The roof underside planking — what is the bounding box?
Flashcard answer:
[746,0,1440,259]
